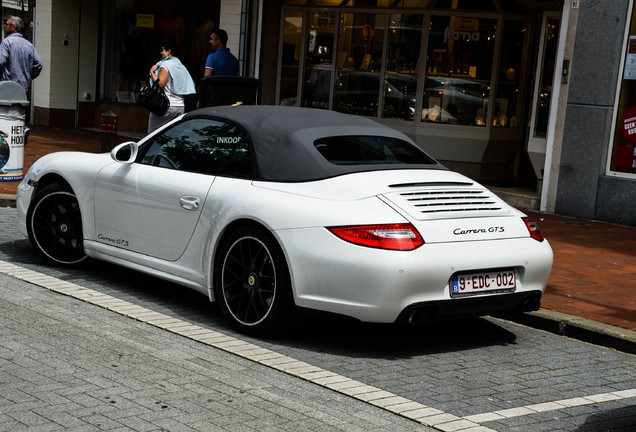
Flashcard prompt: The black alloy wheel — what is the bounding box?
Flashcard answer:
[26,184,87,267]
[216,226,292,334]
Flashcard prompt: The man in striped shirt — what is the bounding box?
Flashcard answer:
[0,16,42,92]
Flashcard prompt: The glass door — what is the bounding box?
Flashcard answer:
[301,11,337,109]
[527,13,561,179]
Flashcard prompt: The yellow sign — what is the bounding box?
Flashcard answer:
[136,14,154,29]
[454,17,479,32]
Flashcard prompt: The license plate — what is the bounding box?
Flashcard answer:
[451,269,516,298]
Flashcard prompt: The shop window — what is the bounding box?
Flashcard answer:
[333,13,385,116]
[301,12,337,109]
[531,17,560,139]
[610,26,636,176]
[101,2,219,102]
[382,14,422,120]
[422,16,496,126]
[279,10,303,106]
[494,20,528,128]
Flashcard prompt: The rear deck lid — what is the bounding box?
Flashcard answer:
[381,181,529,243]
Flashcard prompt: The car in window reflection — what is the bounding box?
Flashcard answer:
[423,77,490,125]
[334,71,417,118]
[16,106,552,335]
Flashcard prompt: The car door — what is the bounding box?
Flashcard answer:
[93,117,252,261]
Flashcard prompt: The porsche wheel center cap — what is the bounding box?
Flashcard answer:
[59,223,69,233]
[247,274,257,286]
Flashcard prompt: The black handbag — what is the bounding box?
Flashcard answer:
[137,81,169,115]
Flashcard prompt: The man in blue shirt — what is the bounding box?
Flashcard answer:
[204,29,239,76]
[0,16,42,92]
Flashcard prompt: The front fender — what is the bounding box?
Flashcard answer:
[17,152,116,239]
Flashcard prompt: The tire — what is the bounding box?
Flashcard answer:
[26,183,88,267]
[215,226,293,335]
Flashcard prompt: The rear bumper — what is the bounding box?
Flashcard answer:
[276,227,553,323]
[397,290,543,325]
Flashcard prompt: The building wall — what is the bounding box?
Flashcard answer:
[221,0,242,57]
[556,0,636,225]
[77,0,98,105]
[33,0,80,127]
[259,0,283,104]
[32,0,52,110]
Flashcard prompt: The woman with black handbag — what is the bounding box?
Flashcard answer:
[146,41,196,134]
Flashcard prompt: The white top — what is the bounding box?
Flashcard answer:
[162,67,184,108]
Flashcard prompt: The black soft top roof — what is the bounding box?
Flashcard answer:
[184,105,445,182]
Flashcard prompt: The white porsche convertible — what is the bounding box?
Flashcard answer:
[17,106,553,334]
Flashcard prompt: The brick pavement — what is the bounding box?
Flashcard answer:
[526,211,636,331]
[1,125,635,339]
[0,273,429,431]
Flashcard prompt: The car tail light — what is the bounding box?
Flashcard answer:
[522,217,544,242]
[327,223,424,250]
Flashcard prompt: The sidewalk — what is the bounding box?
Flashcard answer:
[2,125,636,352]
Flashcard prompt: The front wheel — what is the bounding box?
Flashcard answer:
[215,226,293,335]
[26,183,88,267]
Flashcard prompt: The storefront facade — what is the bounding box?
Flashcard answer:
[23,0,245,132]
[271,0,564,183]
[4,0,636,226]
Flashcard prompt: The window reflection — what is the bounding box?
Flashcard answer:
[494,20,528,128]
[280,7,514,129]
[533,17,560,138]
[302,12,336,109]
[423,16,496,126]
[279,10,303,106]
[333,13,385,116]
[382,14,422,120]
[140,119,252,178]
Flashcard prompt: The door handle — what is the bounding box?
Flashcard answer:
[179,196,200,211]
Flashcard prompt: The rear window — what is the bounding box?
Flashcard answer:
[314,136,436,166]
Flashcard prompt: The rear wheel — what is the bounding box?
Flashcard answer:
[215,226,293,334]
[26,183,87,267]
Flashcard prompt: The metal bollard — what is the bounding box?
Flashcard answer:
[100,111,118,152]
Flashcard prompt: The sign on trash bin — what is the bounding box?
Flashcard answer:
[0,116,26,181]
[0,81,29,182]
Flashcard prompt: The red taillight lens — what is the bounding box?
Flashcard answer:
[523,217,544,242]
[327,223,424,250]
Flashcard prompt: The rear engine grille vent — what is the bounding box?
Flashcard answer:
[404,189,502,213]
[384,187,509,220]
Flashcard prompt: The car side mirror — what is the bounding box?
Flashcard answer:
[110,141,138,164]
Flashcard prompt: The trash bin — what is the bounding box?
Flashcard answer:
[198,76,261,108]
[0,81,29,182]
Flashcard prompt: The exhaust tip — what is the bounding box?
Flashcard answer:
[522,296,541,312]
[406,307,436,326]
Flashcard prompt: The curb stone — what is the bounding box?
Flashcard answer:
[503,309,636,355]
[0,193,17,208]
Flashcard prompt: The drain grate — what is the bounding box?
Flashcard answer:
[559,221,589,226]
